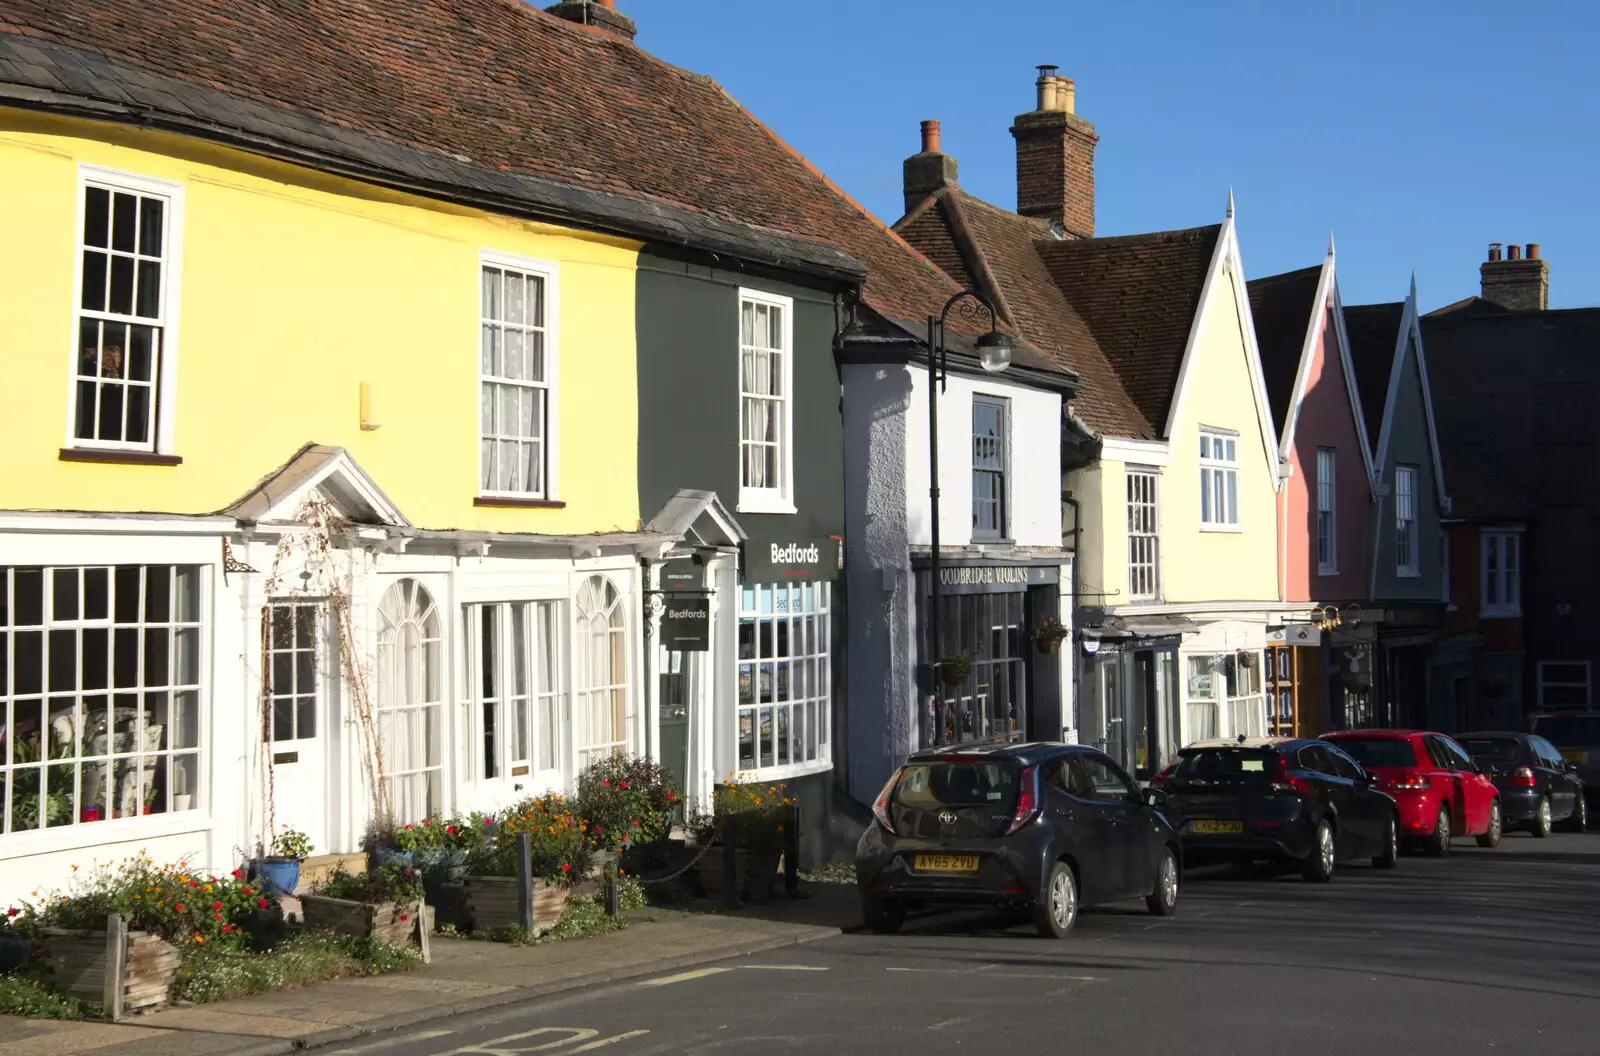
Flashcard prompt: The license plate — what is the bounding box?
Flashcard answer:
[1190,819,1243,835]
[915,854,979,872]
[1563,750,1585,763]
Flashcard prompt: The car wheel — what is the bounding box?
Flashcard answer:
[1424,806,1451,857]
[1531,797,1552,839]
[862,898,905,935]
[1373,813,1399,869]
[1564,792,1588,833]
[1146,848,1179,916]
[1300,820,1335,883]
[1033,861,1078,939]
[1476,800,1502,848]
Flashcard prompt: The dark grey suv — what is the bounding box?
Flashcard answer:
[855,742,1181,939]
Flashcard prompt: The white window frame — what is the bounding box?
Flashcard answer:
[736,288,796,515]
[1537,661,1592,709]
[971,394,1010,541]
[1126,467,1160,601]
[478,250,560,501]
[266,600,323,744]
[1316,448,1337,575]
[736,580,832,780]
[574,575,629,768]
[1198,427,1240,531]
[1,565,206,841]
[1395,465,1420,577]
[460,600,564,785]
[65,166,184,455]
[1481,529,1523,618]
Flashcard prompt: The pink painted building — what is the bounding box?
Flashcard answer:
[1248,245,1375,735]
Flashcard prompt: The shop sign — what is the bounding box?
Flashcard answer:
[1270,623,1322,645]
[661,596,711,651]
[742,538,840,583]
[921,563,1058,596]
[660,561,705,592]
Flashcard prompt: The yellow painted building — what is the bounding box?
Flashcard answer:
[1,111,641,532]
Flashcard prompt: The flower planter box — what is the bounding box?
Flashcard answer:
[39,918,180,1019]
[461,875,569,934]
[693,847,781,903]
[298,894,427,947]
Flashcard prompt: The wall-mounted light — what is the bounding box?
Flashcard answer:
[360,381,381,431]
[1081,634,1101,656]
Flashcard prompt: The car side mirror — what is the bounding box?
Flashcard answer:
[1362,771,1380,786]
[1142,787,1168,810]
[1567,761,1581,773]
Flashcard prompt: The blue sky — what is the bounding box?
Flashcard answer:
[621,1,1598,310]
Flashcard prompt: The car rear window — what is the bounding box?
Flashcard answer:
[1461,738,1520,762]
[1331,738,1419,769]
[893,760,1019,809]
[1171,748,1276,789]
[1532,715,1600,746]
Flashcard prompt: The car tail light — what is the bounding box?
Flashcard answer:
[871,767,903,834]
[1148,762,1176,789]
[1390,774,1431,790]
[1270,754,1313,795]
[1005,765,1042,835]
[1510,766,1537,788]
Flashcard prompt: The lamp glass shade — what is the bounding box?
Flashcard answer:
[974,330,1013,373]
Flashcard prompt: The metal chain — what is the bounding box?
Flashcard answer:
[632,839,720,886]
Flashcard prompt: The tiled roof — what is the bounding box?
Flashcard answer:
[1246,265,1322,433]
[1039,225,1222,436]
[1341,302,1405,444]
[0,0,1037,351]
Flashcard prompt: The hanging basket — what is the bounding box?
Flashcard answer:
[938,653,973,687]
[1031,616,1069,654]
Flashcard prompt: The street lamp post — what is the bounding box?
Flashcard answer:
[926,289,1013,745]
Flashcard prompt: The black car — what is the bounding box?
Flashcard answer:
[1529,712,1600,805]
[1458,731,1587,836]
[1155,737,1399,882]
[856,742,1181,938]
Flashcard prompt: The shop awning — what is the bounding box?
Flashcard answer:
[1096,615,1202,640]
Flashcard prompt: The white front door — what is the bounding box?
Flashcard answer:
[265,599,335,854]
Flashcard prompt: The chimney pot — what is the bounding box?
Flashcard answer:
[544,0,636,40]
[1507,244,1522,260]
[1527,242,1541,259]
[920,119,941,155]
[1481,240,1549,310]
[1488,242,1502,262]
[595,0,615,7]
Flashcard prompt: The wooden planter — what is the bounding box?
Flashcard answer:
[694,847,781,903]
[39,915,180,1019]
[298,894,428,946]
[461,875,570,934]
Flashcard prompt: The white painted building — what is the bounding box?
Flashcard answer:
[840,342,1077,804]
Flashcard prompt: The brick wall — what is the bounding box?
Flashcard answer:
[1010,111,1097,238]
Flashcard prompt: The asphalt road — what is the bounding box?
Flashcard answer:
[323,831,1600,1056]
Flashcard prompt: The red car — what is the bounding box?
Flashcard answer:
[1322,730,1501,854]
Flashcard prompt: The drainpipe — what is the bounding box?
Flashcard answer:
[1063,489,1082,736]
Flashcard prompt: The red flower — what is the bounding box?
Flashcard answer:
[445,825,457,835]
[221,924,232,933]
[561,863,571,872]
[5,908,17,917]
[257,898,269,909]
[231,869,243,879]
[421,818,431,826]
[601,779,610,787]
[621,781,628,789]
[484,818,493,826]
[188,880,198,888]
[400,914,410,922]
[405,823,414,830]
[241,887,252,896]
[214,913,223,921]
[632,821,640,828]
[213,901,224,911]
[667,792,675,800]
[174,903,184,912]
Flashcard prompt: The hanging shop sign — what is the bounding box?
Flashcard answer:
[917,562,1059,596]
[1270,623,1323,646]
[661,595,711,651]
[742,538,841,583]
[660,561,706,593]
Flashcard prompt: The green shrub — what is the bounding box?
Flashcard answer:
[466,794,590,884]
[3,852,275,951]
[171,934,421,1005]
[314,859,422,905]
[575,755,677,851]
[0,973,94,1020]
[687,781,794,854]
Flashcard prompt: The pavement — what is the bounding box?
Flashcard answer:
[0,894,846,1056]
[217,829,1599,1056]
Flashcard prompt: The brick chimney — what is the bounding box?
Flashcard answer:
[545,0,637,42]
[1010,65,1098,237]
[902,119,959,214]
[1480,241,1548,310]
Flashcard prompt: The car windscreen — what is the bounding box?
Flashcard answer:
[893,760,1019,810]
[1170,748,1276,789]
[1330,738,1418,769]
[1532,715,1600,746]
[1461,738,1520,763]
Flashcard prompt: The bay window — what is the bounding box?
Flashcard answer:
[738,581,831,774]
